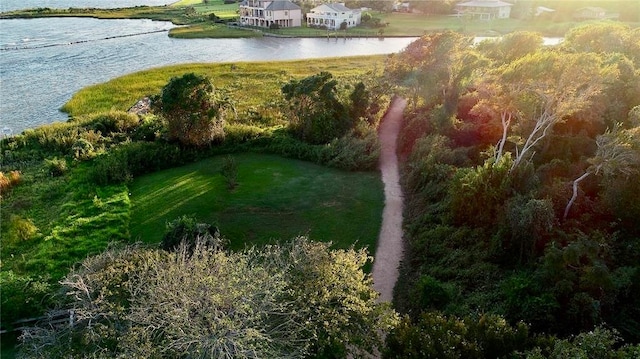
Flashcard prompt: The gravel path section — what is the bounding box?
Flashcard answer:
[372,97,407,303]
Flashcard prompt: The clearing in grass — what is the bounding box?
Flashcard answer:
[129,153,384,254]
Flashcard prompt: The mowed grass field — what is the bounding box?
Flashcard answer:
[129,153,384,254]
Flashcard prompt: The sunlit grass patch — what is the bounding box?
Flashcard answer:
[129,153,384,254]
[2,182,131,280]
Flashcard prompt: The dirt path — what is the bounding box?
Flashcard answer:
[372,97,407,303]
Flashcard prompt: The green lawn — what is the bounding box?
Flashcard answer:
[129,153,384,253]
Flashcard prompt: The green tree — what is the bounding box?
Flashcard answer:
[153,73,227,147]
[472,51,618,171]
[282,72,351,144]
[385,32,484,113]
[476,31,543,65]
[525,326,640,359]
[563,125,640,220]
[384,312,530,359]
[563,22,640,67]
[348,81,369,121]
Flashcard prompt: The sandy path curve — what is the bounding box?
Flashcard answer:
[372,96,407,303]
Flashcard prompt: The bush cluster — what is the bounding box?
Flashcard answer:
[389,27,640,345]
[18,238,396,358]
[90,141,186,185]
[0,170,22,193]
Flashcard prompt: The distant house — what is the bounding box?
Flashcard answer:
[239,0,302,28]
[392,2,411,13]
[573,7,606,20]
[306,3,361,30]
[455,0,513,20]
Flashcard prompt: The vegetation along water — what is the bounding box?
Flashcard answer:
[1,0,640,358]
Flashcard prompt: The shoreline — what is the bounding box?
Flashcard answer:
[3,5,616,39]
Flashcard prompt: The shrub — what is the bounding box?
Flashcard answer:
[117,141,185,176]
[72,138,95,160]
[0,271,51,330]
[31,123,78,154]
[0,170,22,193]
[90,150,131,185]
[224,124,267,145]
[131,115,166,142]
[44,157,68,177]
[90,142,185,185]
[413,275,452,311]
[161,215,221,252]
[265,131,325,163]
[501,272,559,334]
[524,327,640,359]
[448,155,514,228]
[85,111,141,134]
[325,125,380,171]
[6,215,39,243]
[384,312,531,359]
[220,155,238,190]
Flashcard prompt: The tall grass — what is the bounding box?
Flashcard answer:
[169,23,260,38]
[61,56,388,118]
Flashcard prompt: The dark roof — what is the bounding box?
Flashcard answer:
[265,0,301,11]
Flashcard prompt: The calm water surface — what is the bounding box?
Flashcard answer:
[0,17,416,134]
[1,0,173,12]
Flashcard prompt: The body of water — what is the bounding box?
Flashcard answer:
[1,0,174,12]
[0,17,416,134]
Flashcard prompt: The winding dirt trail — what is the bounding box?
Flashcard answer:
[372,97,407,303]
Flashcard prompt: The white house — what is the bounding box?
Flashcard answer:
[573,7,607,20]
[239,0,302,28]
[306,3,361,30]
[456,0,513,20]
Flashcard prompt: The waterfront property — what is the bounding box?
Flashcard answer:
[455,0,513,20]
[239,0,302,28]
[306,2,361,30]
[573,7,608,20]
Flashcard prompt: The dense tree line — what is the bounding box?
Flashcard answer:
[387,23,640,352]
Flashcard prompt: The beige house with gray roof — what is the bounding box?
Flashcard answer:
[240,0,302,28]
[455,0,513,20]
